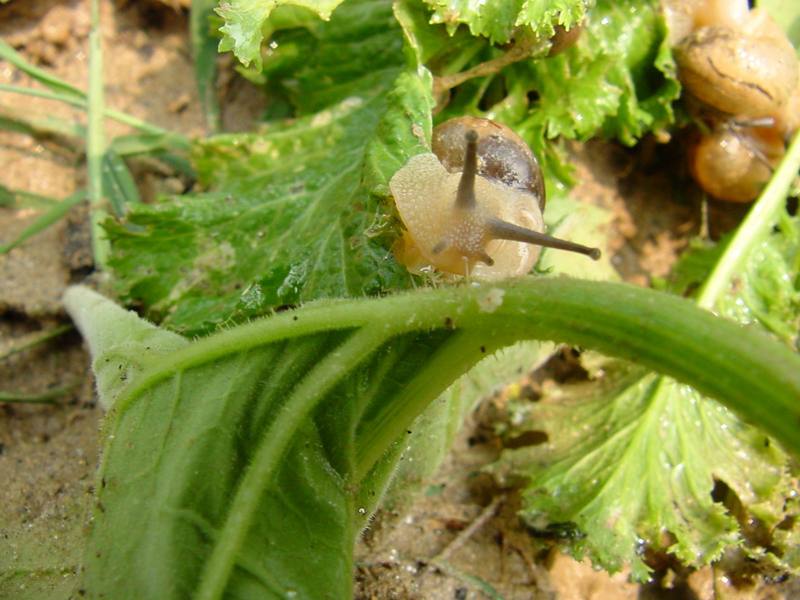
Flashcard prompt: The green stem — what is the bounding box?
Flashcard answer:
[87,0,108,269]
[698,130,800,308]
[102,279,800,459]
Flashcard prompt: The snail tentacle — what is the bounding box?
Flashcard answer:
[486,217,602,261]
[455,130,479,209]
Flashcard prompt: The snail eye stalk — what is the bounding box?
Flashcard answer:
[486,218,601,260]
[455,130,478,209]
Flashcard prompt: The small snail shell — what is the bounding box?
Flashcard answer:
[389,117,600,280]
[689,124,785,202]
[675,9,799,119]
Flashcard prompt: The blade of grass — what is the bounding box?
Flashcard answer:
[1,40,187,143]
[0,39,85,101]
[102,149,141,215]
[0,185,60,209]
[699,130,800,308]
[88,0,108,268]
[0,382,79,404]
[0,190,85,254]
[190,0,222,133]
[0,83,190,147]
[0,324,74,361]
[0,106,86,140]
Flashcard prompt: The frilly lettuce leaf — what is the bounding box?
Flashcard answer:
[217,0,345,69]
[668,213,800,347]
[423,0,591,45]
[490,366,796,581]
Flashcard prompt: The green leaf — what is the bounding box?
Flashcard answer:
[664,236,726,296]
[216,0,346,69]
[422,0,591,45]
[65,276,800,598]
[107,0,432,335]
[669,216,800,347]
[64,285,187,410]
[490,368,793,581]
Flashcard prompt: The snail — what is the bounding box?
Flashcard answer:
[688,123,786,203]
[667,0,799,202]
[389,117,600,280]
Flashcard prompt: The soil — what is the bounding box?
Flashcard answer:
[0,2,794,599]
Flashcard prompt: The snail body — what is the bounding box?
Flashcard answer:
[389,117,599,280]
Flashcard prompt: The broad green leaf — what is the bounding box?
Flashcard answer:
[107,0,432,335]
[217,0,346,69]
[422,0,591,45]
[490,140,800,581]
[65,276,800,598]
[716,213,800,347]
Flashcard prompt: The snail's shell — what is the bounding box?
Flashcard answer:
[689,126,785,202]
[675,11,799,118]
[432,117,545,208]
